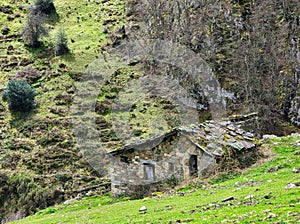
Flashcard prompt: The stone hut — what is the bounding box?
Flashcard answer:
[109,120,256,196]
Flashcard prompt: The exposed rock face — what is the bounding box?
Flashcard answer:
[290,91,300,127]
[110,120,257,196]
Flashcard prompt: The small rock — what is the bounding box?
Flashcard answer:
[7,45,13,51]
[286,183,296,189]
[221,196,234,202]
[1,27,10,35]
[164,205,173,210]
[268,213,277,219]
[139,206,147,214]
[268,166,279,172]
[291,133,300,137]
[292,168,300,173]
[63,198,77,204]
[233,187,242,192]
[263,134,277,140]
[244,194,254,200]
[264,195,271,199]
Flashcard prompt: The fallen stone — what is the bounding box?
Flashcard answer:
[264,195,271,199]
[263,135,277,140]
[1,27,10,35]
[244,194,254,200]
[264,213,277,220]
[291,133,300,137]
[268,166,279,172]
[292,167,300,173]
[139,205,147,214]
[221,196,234,202]
[63,198,78,204]
[285,183,296,189]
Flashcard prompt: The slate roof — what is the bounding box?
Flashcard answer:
[177,120,256,156]
[109,120,256,156]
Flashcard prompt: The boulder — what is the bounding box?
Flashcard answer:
[139,205,147,214]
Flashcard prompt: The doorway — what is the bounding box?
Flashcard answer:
[189,155,198,177]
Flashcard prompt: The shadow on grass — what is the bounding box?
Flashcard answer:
[48,11,60,25]
[61,52,75,62]
[9,106,39,129]
[25,42,55,60]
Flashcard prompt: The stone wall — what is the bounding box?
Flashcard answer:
[110,135,216,196]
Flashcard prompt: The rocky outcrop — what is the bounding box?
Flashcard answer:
[290,91,300,127]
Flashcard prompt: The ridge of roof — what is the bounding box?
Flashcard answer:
[109,119,256,155]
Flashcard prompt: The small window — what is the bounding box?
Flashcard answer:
[144,163,155,181]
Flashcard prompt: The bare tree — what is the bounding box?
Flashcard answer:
[22,12,48,48]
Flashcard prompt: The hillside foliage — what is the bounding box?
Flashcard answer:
[2,79,35,113]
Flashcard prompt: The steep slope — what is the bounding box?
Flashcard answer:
[126,0,300,134]
[0,0,126,221]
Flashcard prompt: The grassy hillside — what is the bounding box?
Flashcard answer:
[0,0,127,220]
[11,135,300,223]
[0,0,182,221]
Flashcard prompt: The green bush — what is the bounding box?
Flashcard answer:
[2,80,36,113]
[54,28,69,56]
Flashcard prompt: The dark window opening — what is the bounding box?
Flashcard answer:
[144,163,155,181]
[120,155,129,164]
[189,155,198,177]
